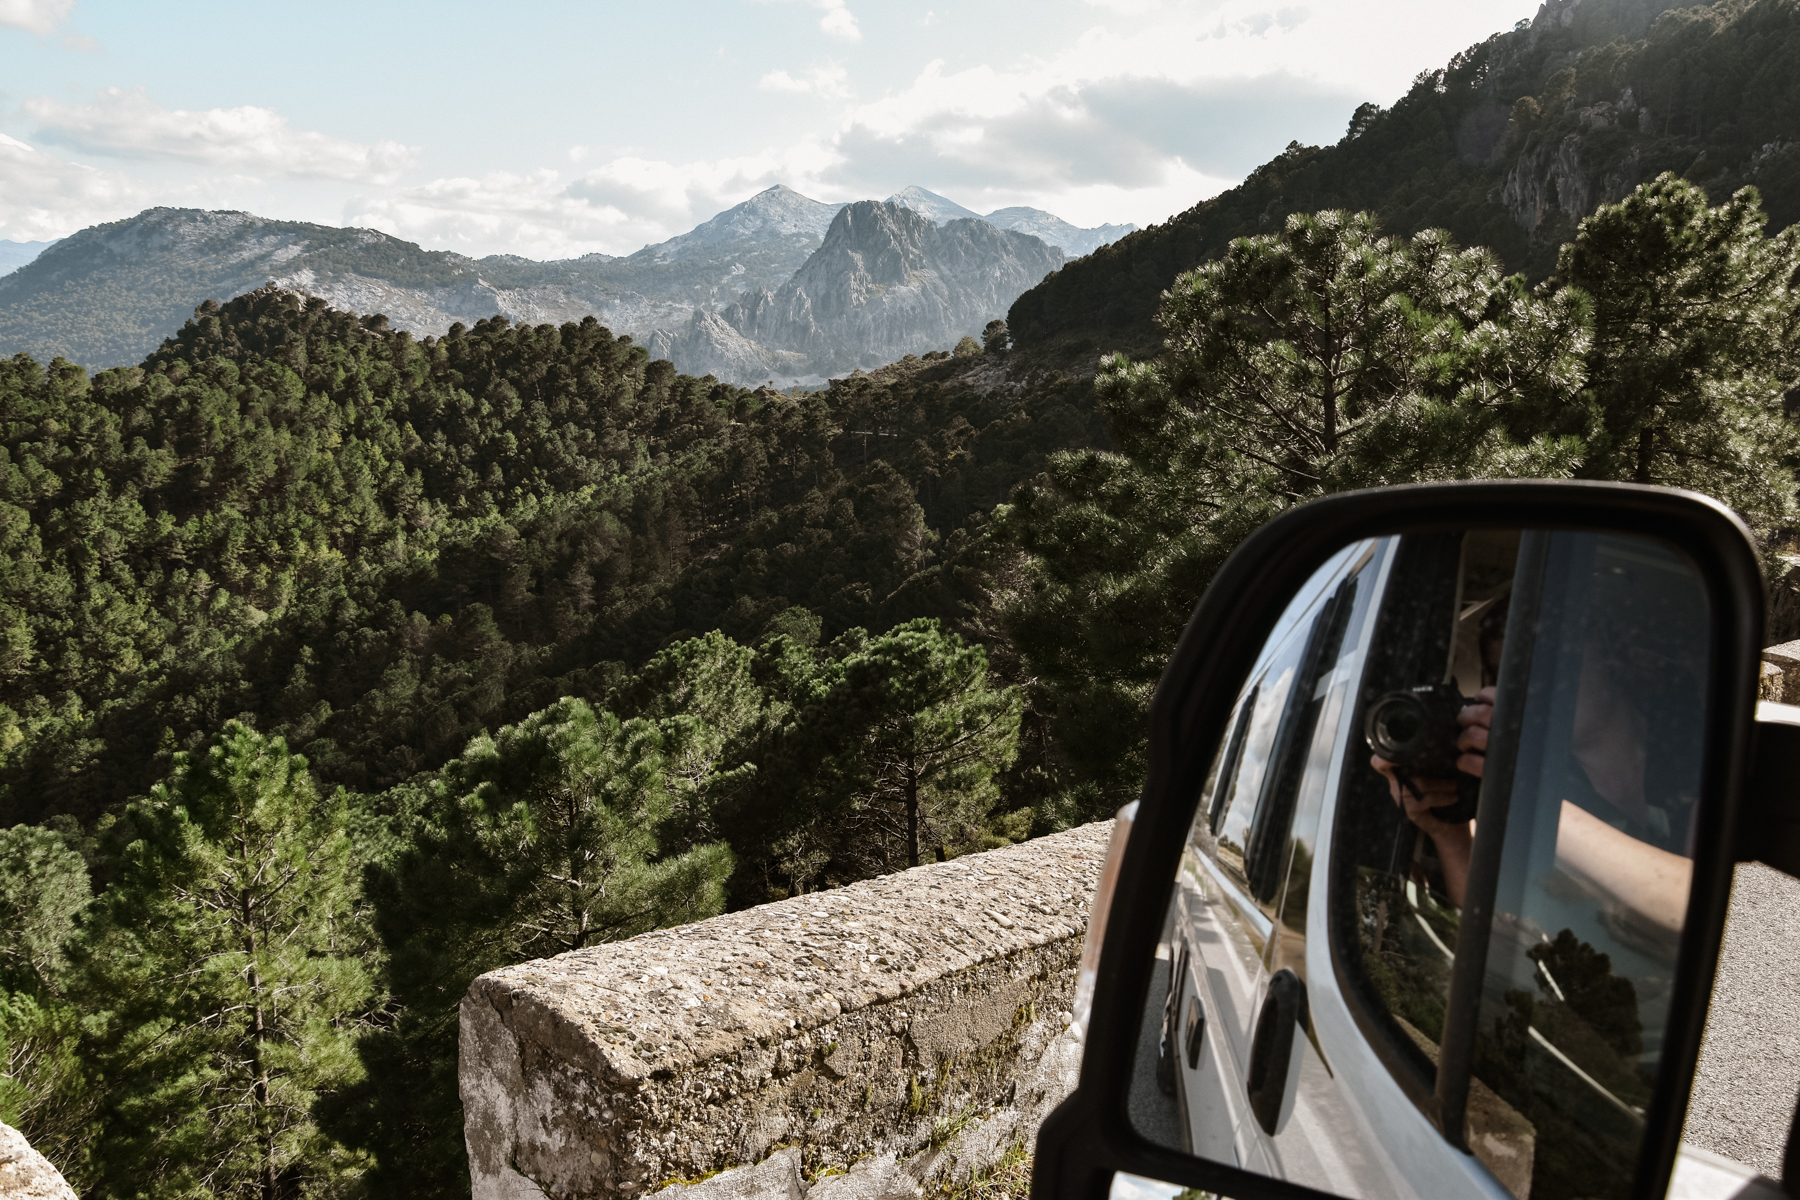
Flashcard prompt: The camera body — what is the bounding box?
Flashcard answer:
[1364,682,1480,822]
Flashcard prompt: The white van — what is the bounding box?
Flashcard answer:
[1147,529,1709,1200]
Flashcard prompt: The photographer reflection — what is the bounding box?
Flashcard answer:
[1370,642,1693,940]
[1370,685,1492,907]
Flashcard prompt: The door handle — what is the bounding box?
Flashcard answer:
[1183,993,1205,1069]
[1245,968,1309,1136]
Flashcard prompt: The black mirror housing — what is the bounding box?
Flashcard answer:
[1032,480,1766,1200]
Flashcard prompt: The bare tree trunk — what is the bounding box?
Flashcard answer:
[244,898,277,1200]
[1635,425,1656,484]
[906,761,920,869]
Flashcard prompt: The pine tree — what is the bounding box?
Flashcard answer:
[801,619,1022,873]
[76,722,374,1200]
[1002,209,1590,820]
[328,697,735,1200]
[0,823,95,1179]
[1556,173,1800,530]
[0,823,90,995]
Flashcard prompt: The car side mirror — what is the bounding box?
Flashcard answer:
[1033,481,1777,1200]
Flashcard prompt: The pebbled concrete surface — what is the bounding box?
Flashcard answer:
[1684,861,1800,1178]
[0,1122,78,1200]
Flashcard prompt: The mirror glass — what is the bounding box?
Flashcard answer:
[1129,529,1711,1200]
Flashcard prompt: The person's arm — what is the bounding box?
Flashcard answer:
[1369,688,1497,907]
[1372,755,1473,907]
[1554,800,1691,940]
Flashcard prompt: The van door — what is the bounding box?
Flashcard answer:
[1164,539,1397,1188]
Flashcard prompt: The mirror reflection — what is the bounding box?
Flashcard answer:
[1130,530,1710,1200]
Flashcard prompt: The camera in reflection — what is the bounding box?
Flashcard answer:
[1364,681,1468,780]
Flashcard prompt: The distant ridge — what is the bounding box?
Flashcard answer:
[0,184,1128,378]
[886,186,1138,258]
[0,239,56,278]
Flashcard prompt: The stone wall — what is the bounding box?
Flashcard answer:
[1762,640,1800,704]
[0,1122,77,1200]
[460,823,1111,1200]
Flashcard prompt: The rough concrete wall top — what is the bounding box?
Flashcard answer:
[0,1123,77,1200]
[466,823,1109,1089]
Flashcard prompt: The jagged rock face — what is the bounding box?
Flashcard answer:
[659,308,774,384]
[1482,0,1691,231]
[730,202,1063,372]
[721,288,781,343]
[1497,94,1648,232]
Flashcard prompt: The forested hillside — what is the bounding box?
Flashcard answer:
[0,289,1101,835]
[0,289,1106,1196]
[1008,0,1800,364]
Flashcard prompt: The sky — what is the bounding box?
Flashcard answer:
[0,0,1540,260]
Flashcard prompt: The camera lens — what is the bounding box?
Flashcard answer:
[1364,683,1466,776]
[1369,695,1426,757]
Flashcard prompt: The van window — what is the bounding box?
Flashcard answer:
[1328,531,1471,1101]
[1193,551,1370,944]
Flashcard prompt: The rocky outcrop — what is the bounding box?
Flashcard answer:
[653,309,776,385]
[1498,98,1648,232]
[0,1123,76,1200]
[705,202,1063,377]
[459,822,1109,1200]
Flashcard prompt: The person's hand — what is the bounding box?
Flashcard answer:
[1371,755,1469,836]
[1456,685,1496,778]
[1371,752,1474,906]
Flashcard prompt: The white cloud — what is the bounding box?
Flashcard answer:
[757,0,861,41]
[798,0,1530,226]
[0,0,73,35]
[758,64,850,99]
[0,134,145,241]
[0,0,1543,259]
[344,143,841,259]
[24,88,419,183]
[352,0,1532,256]
[817,1,860,40]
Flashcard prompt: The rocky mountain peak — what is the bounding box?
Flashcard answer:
[884,186,982,225]
[637,185,847,262]
[806,201,943,290]
[651,197,1063,382]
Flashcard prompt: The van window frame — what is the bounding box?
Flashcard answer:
[1324,531,1467,1119]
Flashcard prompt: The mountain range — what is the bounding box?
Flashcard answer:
[0,186,1129,383]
